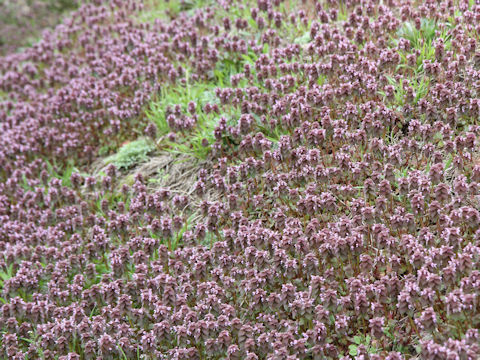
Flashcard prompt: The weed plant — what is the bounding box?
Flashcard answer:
[1,0,480,359]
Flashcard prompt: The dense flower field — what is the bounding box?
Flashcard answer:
[1,0,480,358]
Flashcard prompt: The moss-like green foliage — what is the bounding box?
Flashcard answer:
[104,138,155,170]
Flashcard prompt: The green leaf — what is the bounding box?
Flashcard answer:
[118,345,129,360]
[20,337,34,344]
[89,304,97,319]
[0,272,10,281]
[263,43,269,54]
[294,32,311,45]
[241,53,255,65]
[349,344,358,356]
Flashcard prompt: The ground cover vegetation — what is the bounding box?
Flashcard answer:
[1,0,480,358]
[0,0,79,55]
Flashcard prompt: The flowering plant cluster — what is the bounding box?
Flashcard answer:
[1,0,480,359]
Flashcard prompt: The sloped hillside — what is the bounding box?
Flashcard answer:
[1,0,480,359]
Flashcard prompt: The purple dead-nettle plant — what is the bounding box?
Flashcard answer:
[2,0,480,358]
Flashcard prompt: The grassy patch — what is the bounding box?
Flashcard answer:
[382,74,430,107]
[137,0,182,21]
[396,19,438,49]
[44,158,86,187]
[147,82,218,159]
[138,0,214,22]
[394,18,452,74]
[146,56,248,160]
